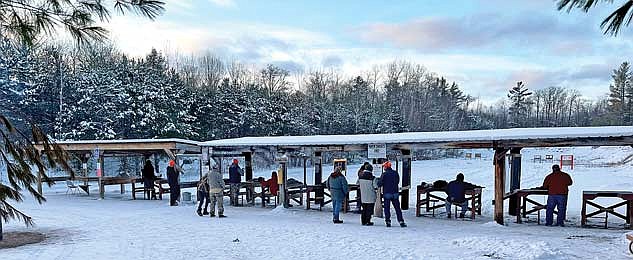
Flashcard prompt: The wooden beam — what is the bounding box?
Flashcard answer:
[494,147,509,225]
[401,149,412,210]
[243,152,253,181]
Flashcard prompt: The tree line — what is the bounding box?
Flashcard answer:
[1,39,631,141]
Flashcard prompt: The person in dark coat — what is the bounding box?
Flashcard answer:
[357,164,379,226]
[541,164,573,227]
[197,175,210,216]
[141,160,156,200]
[445,173,474,218]
[228,159,244,206]
[378,161,406,227]
[326,167,349,224]
[166,160,180,206]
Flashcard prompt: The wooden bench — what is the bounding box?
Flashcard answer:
[155,180,198,200]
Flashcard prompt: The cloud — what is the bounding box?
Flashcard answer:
[356,13,596,53]
[321,55,343,68]
[208,0,236,8]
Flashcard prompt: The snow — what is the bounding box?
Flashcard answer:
[53,138,201,146]
[202,126,633,147]
[3,147,633,259]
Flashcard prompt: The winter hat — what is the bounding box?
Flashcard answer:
[233,159,239,164]
[364,164,373,171]
[456,173,464,181]
[382,161,392,169]
[169,160,175,167]
[552,164,560,171]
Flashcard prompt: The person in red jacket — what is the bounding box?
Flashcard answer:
[541,164,573,227]
[260,171,279,204]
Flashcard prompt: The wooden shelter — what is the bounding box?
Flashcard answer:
[202,126,633,225]
[35,139,201,198]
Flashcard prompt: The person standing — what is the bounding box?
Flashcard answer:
[196,175,210,216]
[207,163,226,218]
[228,159,244,206]
[379,161,406,227]
[326,167,349,224]
[166,160,180,206]
[541,164,573,227]
[357,164,379,226]
[141,159,156,200]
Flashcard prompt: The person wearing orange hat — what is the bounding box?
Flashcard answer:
[228,159,244,206]
[166,160,180,206]
[378,161,406,227]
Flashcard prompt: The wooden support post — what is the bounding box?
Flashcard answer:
[99,154,105,199]
[314,152,323,205]
[243,152,253,181]
[401,150,412,210]
[303,157,307,186]
[508,148,522,216]
[494,148,508,225]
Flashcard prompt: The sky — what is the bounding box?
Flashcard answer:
[104,0,633,103]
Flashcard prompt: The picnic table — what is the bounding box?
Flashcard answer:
[581,190,633,229]
[305,183,359,213]
[505,188,552,224]
[94,176,142,199]
[415,184,483,219]
[153,179,198,200]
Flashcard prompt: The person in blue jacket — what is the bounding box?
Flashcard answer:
[445,173,473,219]
[379,161,406,227]
[228,159,244,206]
[326,167,349,224]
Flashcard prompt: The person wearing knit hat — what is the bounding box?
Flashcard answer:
[166,160,180,206]
[379,161,406,227]
[228,158,244,206]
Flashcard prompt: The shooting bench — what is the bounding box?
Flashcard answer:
[581,190,633,229]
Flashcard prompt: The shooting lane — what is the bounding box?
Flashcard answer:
[201,126,633,227]
[34,139,202,200]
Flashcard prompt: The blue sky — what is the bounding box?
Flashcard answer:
[106,0,633,103]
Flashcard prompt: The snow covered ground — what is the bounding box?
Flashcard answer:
[3,147,633,259]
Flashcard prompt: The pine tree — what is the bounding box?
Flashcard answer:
[508,81,533,128]
[608,62,632,124]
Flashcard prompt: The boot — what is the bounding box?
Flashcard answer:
[386,220,391,227]
[399,221,407,228]
[203,210,209,215]
[219,214,227,218]
[459,213,465,219]
[197,209,203,216]
[366,222,374,226]
[333,219,343,224]
[209,212,215,217]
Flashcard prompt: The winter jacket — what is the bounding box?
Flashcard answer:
[357,170,379,203]
[542,170,573,195]
[326,172,349,201]
[260,178,279,196]
[207,168,225,193]
[166,166,178,187]
[142,163,155,182]
[198,176,210,193]
[228,164,243,184]
[379,167,400,194]
[446,180,466,203]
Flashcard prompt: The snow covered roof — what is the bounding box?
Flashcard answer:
[53,138,201,146]
[201,126,633,149]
